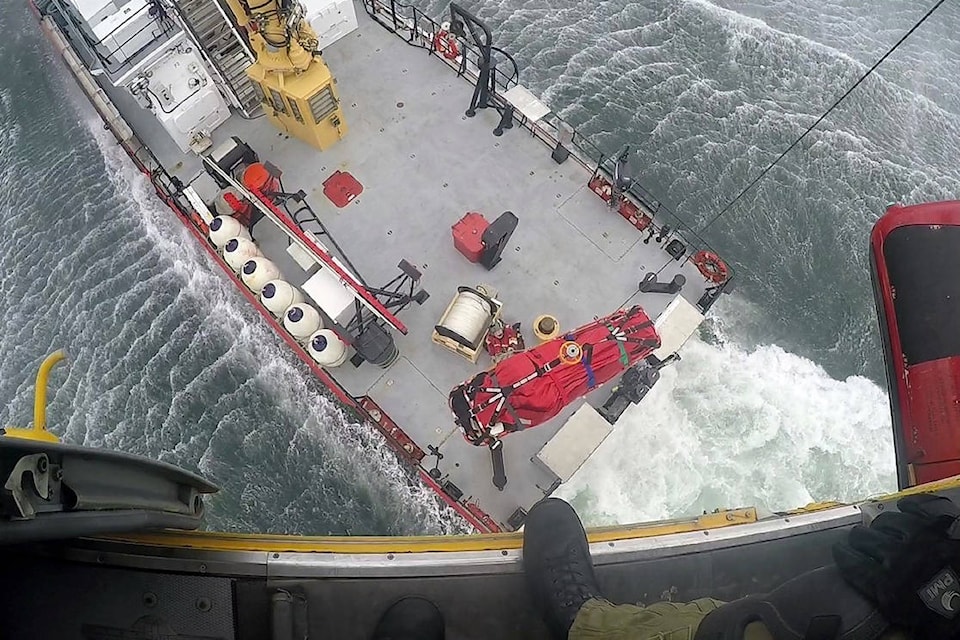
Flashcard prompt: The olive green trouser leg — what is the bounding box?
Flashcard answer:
[568,598,775,640]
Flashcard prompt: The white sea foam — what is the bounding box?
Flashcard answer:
[557,306,897,526]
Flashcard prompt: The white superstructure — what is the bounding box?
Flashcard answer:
[64,0,230,151]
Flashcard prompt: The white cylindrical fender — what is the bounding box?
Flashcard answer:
[209,216,249,248]
[223,237,261,272]
[307,329,348,367]
[240,257,281,294]
[260,279,303,317]
[283,303,323,341]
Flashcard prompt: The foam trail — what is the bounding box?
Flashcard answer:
[557,309,897,526]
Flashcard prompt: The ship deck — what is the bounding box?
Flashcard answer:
[93,3,716,530]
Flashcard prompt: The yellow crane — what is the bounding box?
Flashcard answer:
[224,0,347,150]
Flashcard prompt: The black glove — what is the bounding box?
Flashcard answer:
[693,565,889,640]
[834,494,960,639]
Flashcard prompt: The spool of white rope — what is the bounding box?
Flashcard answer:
[442,291,492,343]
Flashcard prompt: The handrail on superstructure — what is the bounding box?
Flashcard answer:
[50,0,179,78]
[363,0,519,92]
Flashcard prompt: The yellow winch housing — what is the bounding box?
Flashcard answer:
[224,0,347,150]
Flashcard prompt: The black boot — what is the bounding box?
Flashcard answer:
[371,597,445,640]
[523,498,602,639]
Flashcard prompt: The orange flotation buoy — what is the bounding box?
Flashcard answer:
[242,162,279,194]
[692,250,730,284]
[559,341,583,365]
[433,29,460,60]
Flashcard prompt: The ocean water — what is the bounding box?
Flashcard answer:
[4,0,957,532]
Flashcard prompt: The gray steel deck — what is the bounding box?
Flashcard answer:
[92,4,713,530]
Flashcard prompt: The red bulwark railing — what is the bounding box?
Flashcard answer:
[358,397,425,462]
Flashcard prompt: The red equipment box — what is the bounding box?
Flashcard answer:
[452,212,490,263]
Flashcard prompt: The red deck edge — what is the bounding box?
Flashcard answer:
[588,174,652,232]
[358,396,425,461]
[247,186,408,335]
[417,470,490,532]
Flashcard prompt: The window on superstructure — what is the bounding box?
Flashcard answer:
[288,98,304,123]
[269,89,287,115]
[252,82,267,106]
[308,87,337,124]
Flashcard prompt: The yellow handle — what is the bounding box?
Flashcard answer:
[33,350,66,435]
[4,350,66,443]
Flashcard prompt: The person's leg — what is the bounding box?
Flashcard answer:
[523,498,603,639]
[370,596,445,640]
[523,498,731,640]
[523,498,892,640]
[569,598,729,640]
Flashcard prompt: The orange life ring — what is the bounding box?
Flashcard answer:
[433,30,459,60]
[692,250,730,284]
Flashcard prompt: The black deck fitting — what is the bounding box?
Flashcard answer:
[638,272,685,294]
[490,441,507,490]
